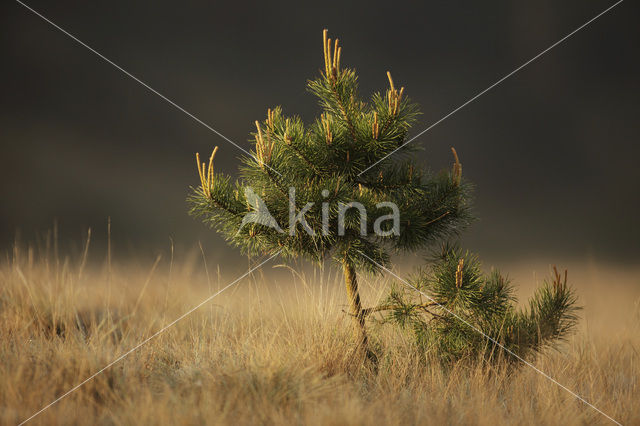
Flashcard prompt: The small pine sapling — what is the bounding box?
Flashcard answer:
[189,31,579,365]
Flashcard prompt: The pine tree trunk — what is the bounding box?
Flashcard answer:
[342,260,369,351]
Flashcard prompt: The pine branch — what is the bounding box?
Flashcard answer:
[362,301,439,317]
[282,139,323,176]
[329,81,357,142]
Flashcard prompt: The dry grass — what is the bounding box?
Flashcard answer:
[0,244,638,425]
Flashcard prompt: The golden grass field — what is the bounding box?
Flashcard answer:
[1,242,638,425]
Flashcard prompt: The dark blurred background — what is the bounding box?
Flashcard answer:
[1,1,638,266]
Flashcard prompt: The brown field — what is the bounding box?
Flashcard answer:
[1,243,638,425]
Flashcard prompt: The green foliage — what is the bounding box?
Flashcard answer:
[188,31,580,364]
[188,32,472,272]
[377,246,581,364]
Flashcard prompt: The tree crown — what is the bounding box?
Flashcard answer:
[189,30,472,272]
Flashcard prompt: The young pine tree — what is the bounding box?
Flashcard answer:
[188,30,472,353]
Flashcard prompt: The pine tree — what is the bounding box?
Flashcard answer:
[188,30,472,355]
